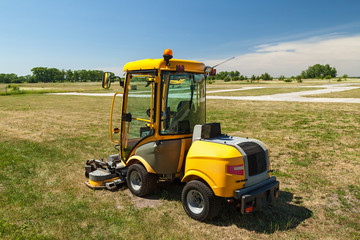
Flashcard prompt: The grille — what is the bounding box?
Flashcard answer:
[238,142,267,176]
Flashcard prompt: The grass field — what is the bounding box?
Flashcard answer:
[208,87,324,96]
[0,82,359,239]
[0,82,117,95]
[305,88,360,98]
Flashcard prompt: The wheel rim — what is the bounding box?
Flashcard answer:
[129,170,142,191]
[186,190,205,214]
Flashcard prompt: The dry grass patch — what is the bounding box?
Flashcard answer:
[305,88,360,98]
[0,82,118,95]
[208,87,323,96]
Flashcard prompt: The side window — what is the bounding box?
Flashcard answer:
[122,73,155,159]
[160,72,205,135]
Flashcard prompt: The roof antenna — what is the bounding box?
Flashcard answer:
[204,57,236,75]
[212,57,235,68]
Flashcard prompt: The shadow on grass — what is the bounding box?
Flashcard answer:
[209,191,312,233]
[153,183,312,233]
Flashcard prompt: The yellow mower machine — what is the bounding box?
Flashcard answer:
[85,49,279,221]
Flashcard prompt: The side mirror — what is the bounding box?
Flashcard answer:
[102,72,111,89]
[204,66,216,76]
[102,72,124,89]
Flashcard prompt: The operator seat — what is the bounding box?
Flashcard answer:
[169,101,194,134]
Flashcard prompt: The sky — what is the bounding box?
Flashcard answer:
[1,0,360,77]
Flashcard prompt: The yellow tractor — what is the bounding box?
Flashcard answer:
[85,49,279,221]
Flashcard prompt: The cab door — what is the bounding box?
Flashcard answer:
[121,71,157,160]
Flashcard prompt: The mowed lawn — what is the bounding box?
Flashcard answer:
[0,91,359,239]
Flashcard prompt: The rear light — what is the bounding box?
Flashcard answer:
[245,206,253,213]
[227,165,244,175]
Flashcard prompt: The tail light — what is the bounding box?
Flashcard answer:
[227,165,244,175]
[245,206,254,213]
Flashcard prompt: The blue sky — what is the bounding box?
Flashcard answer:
[1,0,360,76]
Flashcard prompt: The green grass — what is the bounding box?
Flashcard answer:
[0,82,119,95]
[0,84,359,239]
[208,87,323,96]
[305,88,360,98]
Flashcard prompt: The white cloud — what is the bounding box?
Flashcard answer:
[204,35,360,77]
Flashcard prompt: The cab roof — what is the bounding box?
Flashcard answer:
[123,58,205,73]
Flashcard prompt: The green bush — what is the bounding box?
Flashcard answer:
[284,79,293,82]
[224,77,231,82]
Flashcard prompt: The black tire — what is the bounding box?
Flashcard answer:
[181,180,221,221]
[126,164,157,197]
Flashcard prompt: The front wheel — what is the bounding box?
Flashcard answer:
[181,180,220,221]
[126,164,157,197]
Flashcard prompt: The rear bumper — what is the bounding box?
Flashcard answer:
[234,176,279,214]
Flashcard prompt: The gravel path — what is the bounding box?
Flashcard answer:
[51,83,360,103]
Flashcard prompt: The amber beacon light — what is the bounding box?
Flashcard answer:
[163,49,173,66]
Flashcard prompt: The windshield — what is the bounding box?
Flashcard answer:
[160,71,206,135]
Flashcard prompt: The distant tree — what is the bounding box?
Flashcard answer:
[343,74,348,79]
[216,71,228,80]
[278,75,285,80]
[72,71,80,82]
[250,75,256,83]
[301,64,337,79]
[31,67,48,82]
[224,76,231,82]
[232,76,240,81]
[260,72,272,80]
[295,75,302,83]
[65,69,73,82]
[47,68,64,82]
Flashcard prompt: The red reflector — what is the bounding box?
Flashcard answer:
[176,64,185,72]
[275,191,279,198]
[227,165,244,175]
[245,206,253,213]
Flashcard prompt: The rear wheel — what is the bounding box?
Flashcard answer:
[126,164,157,197]
[181,180,220,221]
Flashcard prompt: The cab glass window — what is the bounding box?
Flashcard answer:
[160,72,205,134]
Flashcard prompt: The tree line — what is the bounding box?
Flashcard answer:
[208,71,273,81]
[0,63,344,84]
[0,67,104,83]
[208,64,341,82]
